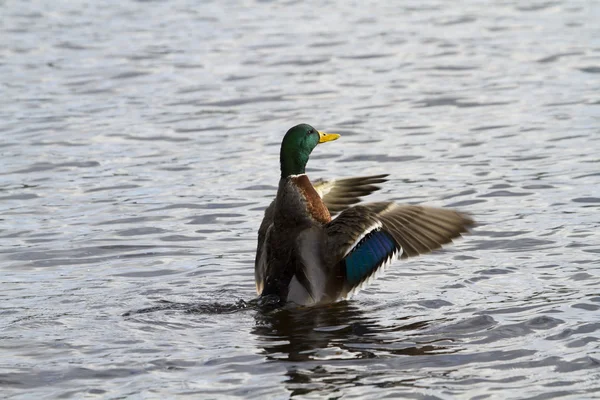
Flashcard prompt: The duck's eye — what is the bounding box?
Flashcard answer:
[307,129,314,135]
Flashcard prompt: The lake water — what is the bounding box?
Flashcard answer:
[1,0,600,398]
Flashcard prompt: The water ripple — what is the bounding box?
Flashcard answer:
[1,0,599,398]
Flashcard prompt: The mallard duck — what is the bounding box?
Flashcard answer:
[255,124,474,307]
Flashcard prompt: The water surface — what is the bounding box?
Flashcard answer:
[1,0,600,398]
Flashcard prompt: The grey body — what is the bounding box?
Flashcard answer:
[255,177,334,305]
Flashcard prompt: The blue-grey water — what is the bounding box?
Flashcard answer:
[2,1,600,398]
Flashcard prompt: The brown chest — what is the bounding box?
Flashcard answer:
[292,175,332,224]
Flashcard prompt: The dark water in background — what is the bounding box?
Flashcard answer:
[1,0,600,398]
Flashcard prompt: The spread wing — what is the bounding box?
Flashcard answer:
[325,202,475,298]
[313,174,388,215]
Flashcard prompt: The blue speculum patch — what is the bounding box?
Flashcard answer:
[344,230,397,285]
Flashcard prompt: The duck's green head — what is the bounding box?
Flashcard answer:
[280,124,340,178]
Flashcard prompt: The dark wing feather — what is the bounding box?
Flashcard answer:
[255,200,275,294]
[313,174,389,215]
[325,202,474,298]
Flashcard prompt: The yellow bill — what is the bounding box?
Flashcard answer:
[318,131,341,143]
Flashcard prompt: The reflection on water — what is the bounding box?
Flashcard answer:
[253,302,453,363]
[2,0,600,398]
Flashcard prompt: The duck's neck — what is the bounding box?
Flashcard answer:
[280,150,310,179]
[286,174,331,225]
